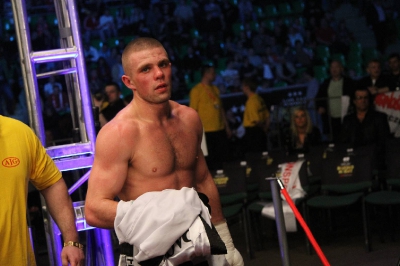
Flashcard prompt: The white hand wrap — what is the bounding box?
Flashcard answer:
[214,221,244,266]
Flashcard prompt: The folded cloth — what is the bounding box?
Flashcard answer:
[115,187,228,265]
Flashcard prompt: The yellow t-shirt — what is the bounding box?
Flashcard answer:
[243,94,269,127]
[189,83,225,132]
[0,115,61,265]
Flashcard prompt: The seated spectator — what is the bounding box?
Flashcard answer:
[293,40,314,68]
[82,11,100,43]
[126,5,146,34]
[339,88,390,169]
[83,42,99,64]
[219,60,240,93]
[99,82,125,127]
[283,106,322,155]
[115,8,130,35]
[287,26,304,48]
[47,83,70,115]
[241,77,270,153]
[96,56,112,84]
[264,45,295,84]
[173,0,195,26]
[111,53,124,90]
[31,15,53,51]
[247,48,262,69]
[98,9,117,42]
[238,0,256,23]
[240,57,258,80]
[203,0,225,38]
[357,59,391,99]
[221,0,239,37]
[252,26,270,56]
[315,17,336,46]
[333,20,353,55]
[43,76,62,98]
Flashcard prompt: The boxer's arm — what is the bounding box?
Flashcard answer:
[191,114,224,224]
[85,124,130,228]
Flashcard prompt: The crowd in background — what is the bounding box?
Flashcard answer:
[0,0,399,149]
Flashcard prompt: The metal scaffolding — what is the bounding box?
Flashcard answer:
[11,0,114,264]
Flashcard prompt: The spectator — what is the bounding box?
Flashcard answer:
[115,7,130,35]
[300,68,323,134]
[315,17,336,47]
[31,15,53,51]
[99,82,125,127]
[294,40,314,68]
[189,64,232,170]
[365,0,389,53]
[173,0,195,26]
[126,5,145,33]
[252,26,270,56]
[43,75,63,98]
[241,77,270,153]
[333,20,353,55]
[316,60,354,142]
[97,43,112,66]
[83,42,99,63]
[48,83,70,115]
[287,26,304,48]
[240,57,258,80]
[357,59,391,98]
[82,11,100,43]
[283,106,322,155]
[203,0,225,39]
[98,9,117,42]
[237,0,255,23]
[247,48,263,72]
[221,0,239,37]
[386,53,400,91]
[111,53,124,89]
[340,87,390,169]
[96,56,112,84]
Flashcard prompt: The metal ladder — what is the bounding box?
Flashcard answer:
[11,0,114,265]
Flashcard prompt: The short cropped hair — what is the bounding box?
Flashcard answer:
[121,37,166,74]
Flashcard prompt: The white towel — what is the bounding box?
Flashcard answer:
[114,187,228,265]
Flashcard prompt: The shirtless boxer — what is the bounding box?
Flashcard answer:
[85,37,243,265]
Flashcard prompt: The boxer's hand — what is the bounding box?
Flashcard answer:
[215,221,244,266]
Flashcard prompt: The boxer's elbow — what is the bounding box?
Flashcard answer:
[84,202,101,227]
[84,200,115,229]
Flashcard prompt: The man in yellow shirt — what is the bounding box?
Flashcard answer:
[189,64,231,170]
[242,78,270,152]
[0,115,84,265]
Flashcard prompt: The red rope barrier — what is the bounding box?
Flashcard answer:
[280,187,330,266]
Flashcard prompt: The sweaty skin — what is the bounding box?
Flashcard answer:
[85,45,224,229]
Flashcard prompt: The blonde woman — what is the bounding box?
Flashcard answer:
[284,106,322,154]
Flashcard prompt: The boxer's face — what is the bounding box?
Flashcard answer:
[123,47,172,104]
